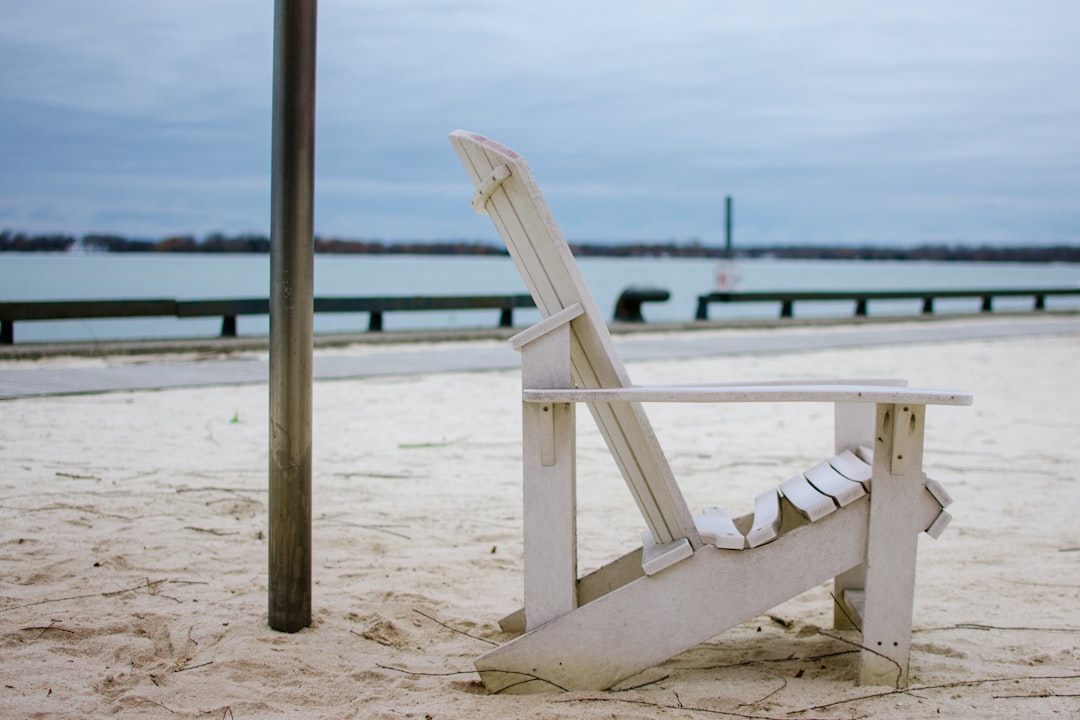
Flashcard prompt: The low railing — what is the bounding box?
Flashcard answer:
[696,288,1080,320]
[0,294,536,344]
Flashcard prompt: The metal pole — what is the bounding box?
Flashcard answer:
[724,195,733,259]
[269,0,317,633]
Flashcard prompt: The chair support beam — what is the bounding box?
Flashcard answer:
[517,319,578,631]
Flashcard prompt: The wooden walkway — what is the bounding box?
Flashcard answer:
[1,316,1077,400]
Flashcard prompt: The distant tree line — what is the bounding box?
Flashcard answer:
[2,229,1078,263]
[0,232,77,252]
[727,243,1080,263]
[0,230,505,256]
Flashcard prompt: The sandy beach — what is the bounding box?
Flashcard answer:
[1,323,1078,718]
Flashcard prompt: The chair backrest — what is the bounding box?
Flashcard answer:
[450,130,701,548]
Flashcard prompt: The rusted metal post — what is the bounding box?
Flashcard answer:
[268,0,317,633]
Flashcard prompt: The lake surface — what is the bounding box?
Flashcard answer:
[2,253,1078,342]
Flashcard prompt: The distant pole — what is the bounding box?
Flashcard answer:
[269,0,317,633]
[724,195,733,259]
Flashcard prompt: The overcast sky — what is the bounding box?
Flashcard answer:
[2,0,1077,247]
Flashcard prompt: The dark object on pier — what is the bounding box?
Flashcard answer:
[695,288,1080,321]
[613,286,671,323]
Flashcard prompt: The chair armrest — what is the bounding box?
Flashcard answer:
[677,377,908,388]
[522,384,973,406]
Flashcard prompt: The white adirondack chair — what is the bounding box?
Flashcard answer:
[449,130,972,694]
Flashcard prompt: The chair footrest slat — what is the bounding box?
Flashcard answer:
[925,509,953,539]
[856,445,874,466]
[805,462,866,506]
[640,533,693,575]
[694,451,872,551]
[780,474,836,522]
[830,449,873,489]
[921,475,954,539]
[747,489,782,548]
[924,476,953,509]
[695,507,746,550]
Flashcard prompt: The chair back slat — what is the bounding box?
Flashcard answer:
[450,130,700,548]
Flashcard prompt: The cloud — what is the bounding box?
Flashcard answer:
[1,0,1078,245]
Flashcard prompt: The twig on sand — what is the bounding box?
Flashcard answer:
[951,622,1080,634]
[672,649,855,673]
[170,661,214,674]
[739,676,788,707]
[412,609,497,646]
[175,486,265,495]
[184,526,240,536]
[21,621,76,639]
[787,673,1080,714]
[993,691,1080,699]
[562,695,841,720]
[137,698,177,714]
[317,518,411,540]
[0,578,208,614]
[375,663,477,678]
[611,675,671,692]
[828,592,861,631]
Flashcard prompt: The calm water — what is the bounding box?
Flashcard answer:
[2,253,1078,342]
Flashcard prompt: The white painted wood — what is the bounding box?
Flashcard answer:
[888,404,919,475]
[518,320,573,390]
[640,533,693,575]
[521,397,577,630]
[746,489,782,548]
[843,589,866,624]
[917,480,952,537]
[837,461,957,630]
[779,474,837,521]
[705,377,908,388]
[805,462,866,507]
[519,321,577,631]
[834,380,901,453]
[834,564,867,631]
[498,608,525,635]
[924,476,953,509]
[476,477,948,692]
[859,403,926,688]
[576,547,645,603]
[508,303,583,351]
[470,164,511,214]
[830,449,873,487]
[476,500,872,692]
[451,130,701,550]
[696,507,746,550]
[522,385,972,406]
[452,131,965,694]
[832,402,875,630]
[925,509,952,539]
[538,403,556,467]
[500,545,648,634]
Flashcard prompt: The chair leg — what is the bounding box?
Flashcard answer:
[832,401,874,631]
[522,400,577,630]
[519,321,578,631]
[858,403,926,688]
